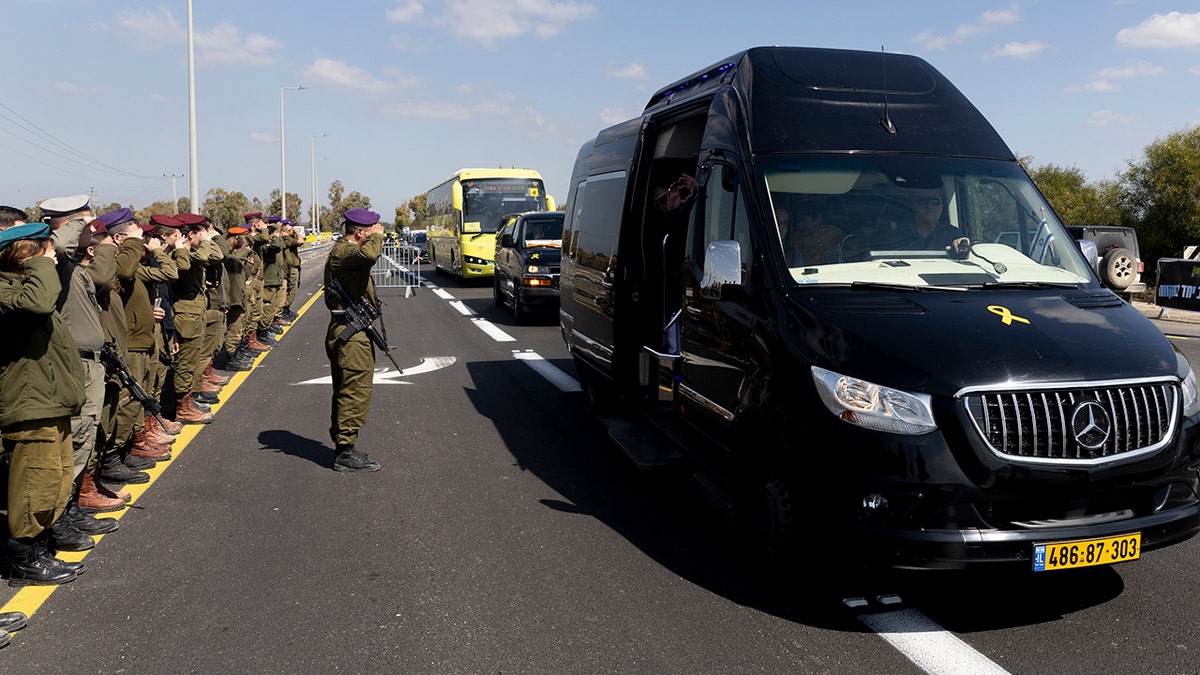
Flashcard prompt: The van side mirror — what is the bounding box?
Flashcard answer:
[701,240,742,298]
[452,182,463,211]
[546,195,556,211]
[500,233,514,248]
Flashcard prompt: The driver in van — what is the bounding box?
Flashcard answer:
[902,191,970,257]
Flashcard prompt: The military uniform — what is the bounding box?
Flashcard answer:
[170,218,220,423]
[324,209,385,472]
[0,223,87,586]
[258,220,285,336]
[222,226,254,368]
[281,224,302,318]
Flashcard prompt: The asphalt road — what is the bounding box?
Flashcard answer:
[4,260,1200,673]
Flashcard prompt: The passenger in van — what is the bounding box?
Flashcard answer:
[793,198,842,265]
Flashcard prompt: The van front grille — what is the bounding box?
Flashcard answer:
[963,381,1177,465]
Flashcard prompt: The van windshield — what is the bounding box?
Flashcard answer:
[762,155,1094,288]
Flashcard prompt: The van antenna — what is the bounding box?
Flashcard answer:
[879,46,897,135]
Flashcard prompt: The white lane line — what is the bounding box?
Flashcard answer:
[449,300,476,316]
[473,318,516,342]
[513,350,582,392]
[432,288,455,300]
[859,609,1010,675]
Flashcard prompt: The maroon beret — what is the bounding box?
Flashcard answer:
[244,211,263,222]
[149,214,183,228]
[175,213,207,226]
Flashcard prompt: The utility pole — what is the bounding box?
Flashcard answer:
[279,85,306,221]
[186,0,199,213]
[165,174,184,214]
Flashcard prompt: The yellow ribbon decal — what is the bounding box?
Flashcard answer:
[988,305,1030,326]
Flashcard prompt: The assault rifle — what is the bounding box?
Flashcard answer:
[99,342,170,433]
[327,279,403,372]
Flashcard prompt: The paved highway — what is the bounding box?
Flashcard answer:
[4,257,1200,673]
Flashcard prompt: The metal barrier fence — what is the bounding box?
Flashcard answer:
[372,240,423,295]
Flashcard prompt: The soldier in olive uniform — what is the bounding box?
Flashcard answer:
[0,223,88,587]
[222,226,255,370]
[243,212,271,352]
[325,208,385,473]
[281,220,302,322]
[170,216,221,423]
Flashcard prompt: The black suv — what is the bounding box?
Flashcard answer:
[493,211,563,322]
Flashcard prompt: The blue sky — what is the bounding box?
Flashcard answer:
[3,1,1199,219]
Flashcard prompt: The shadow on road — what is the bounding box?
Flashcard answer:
[257,429,331,469]
[463,358,1128,633]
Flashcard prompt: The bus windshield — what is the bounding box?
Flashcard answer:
[761,154,1095,288]
[462,178,547,234]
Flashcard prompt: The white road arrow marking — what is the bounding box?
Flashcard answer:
[294,356,457,385]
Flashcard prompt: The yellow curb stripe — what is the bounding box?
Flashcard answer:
[0,290,324,619]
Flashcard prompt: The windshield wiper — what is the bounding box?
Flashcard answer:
[850,281,967,292]
[980,281,1081,290]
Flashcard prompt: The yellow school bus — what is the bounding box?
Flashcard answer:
[426,168,556,280]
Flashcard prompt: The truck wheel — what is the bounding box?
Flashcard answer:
[1101,248,1135,291]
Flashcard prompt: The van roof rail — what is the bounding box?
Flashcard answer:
[645,53,745,111]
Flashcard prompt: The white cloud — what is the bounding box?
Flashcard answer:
[114,10,279,67]
[1070,61,1164,93]
[387,1,424,23]
[117,8,184,50]
[196,21,282,67]
[1117,11,1200,49]
[608,63,647,80]
[1087,109,1136,127]
[913,7,1020,50]
[50,81,102,97]
[383,101,473,119]
[445,0,596,44]
[599,107,627,125]
[1094,61,1165,79]
[250,133,277,144]
[985,41,1048,59]
[301,58,417,94]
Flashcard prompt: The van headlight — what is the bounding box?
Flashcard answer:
[1183,368,1200,418]
[811,367,937,435]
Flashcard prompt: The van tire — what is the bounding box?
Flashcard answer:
[1101,247,1135,291]
[493,275,505,307]
[512,292,526,324]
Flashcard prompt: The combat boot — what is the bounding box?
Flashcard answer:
[7,537,76,587]
[66,504,119,535]
[204,364,231,386]
[257,329,279,345]
[76,471,127,513]
[160,416,184,435]
[228,348,255,371]
[50,515,95,552]
[90,468,131,502]
[246,333,272,352]
[333,445,381,473]
[130,430,171,462]
[99,453,150,485]
[193,390,220,405]
[268,322,284,335]
[145,423,177,447]
[176,394,214,424]
[0,611,28,633]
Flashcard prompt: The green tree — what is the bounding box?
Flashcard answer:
[177,197,191,215]
[201,188,249,232]
[135,199,181,224]
[1024,161,1124,227]
[1121,125,1200,273]
[266,189,303,223]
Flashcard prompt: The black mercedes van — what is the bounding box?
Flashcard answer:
[558,47,1200,570]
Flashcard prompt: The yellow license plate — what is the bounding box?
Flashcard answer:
[1033,533,1141,572]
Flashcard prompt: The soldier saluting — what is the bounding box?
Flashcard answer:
[324,208,386,473]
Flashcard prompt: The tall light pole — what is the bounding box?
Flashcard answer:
[310,134,327,232]
[279,85,306,221]
[186,0,199,213]
[165,174,184,214]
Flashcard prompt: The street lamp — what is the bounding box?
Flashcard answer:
[311,134,327,232]
[279,85,306,221]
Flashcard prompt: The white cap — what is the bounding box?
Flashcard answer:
[39,194,91,217]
